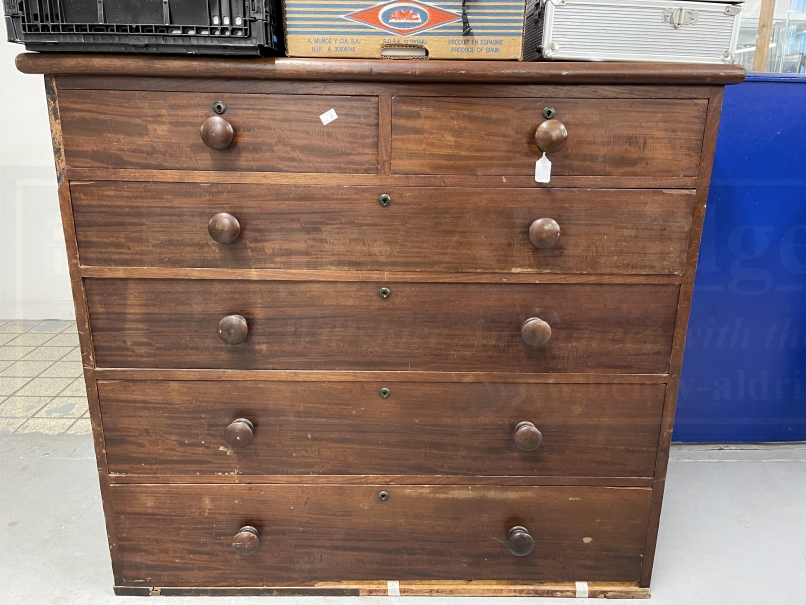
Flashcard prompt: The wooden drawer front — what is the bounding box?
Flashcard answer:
[57,90,379,173]
[392,97,706,177]
[100,380,664,477]
[111,484,650,585]
[72,182,695,275]
[85,280,678,373]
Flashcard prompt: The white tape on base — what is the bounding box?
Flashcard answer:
[575,581,589,598]
[387,581,400,596]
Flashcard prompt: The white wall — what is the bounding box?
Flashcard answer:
[0,42,74,320]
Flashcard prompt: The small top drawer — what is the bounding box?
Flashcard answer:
[57,90,379,173]
[391,97,707,177]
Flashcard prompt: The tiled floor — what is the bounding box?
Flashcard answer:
[0,320,91,436]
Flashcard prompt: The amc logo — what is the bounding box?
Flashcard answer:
[343,0,461,36]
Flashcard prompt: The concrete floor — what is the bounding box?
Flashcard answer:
[1,435,804,604]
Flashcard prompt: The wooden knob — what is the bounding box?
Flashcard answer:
[514,421,543,452]
[218,314,248,345]
[200,115,234,150]
[508,526,534,556]
[232,526,259,556]
[529,218,560,249]
[521,317,552,347]
[535,119,568,153]
[208,213,241,244]
[224,418,254,448]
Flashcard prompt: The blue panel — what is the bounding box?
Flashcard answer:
[675,79,806,442]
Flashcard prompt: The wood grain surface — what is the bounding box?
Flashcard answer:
[16,52,745,85]
[71,182,695,274]
[392,97,707,177]
[115,582,650,597]
[84,280,679,373]
[57,90,379,172]
[109,484,651,585]
[98,380,664,477]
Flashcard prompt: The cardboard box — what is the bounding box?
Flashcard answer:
[283,0,539,60]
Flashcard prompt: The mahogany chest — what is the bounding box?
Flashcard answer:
[17,54,744,598]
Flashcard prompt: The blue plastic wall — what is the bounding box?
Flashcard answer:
[674,76,806,442]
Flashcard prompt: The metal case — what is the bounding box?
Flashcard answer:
[536,0,743,64]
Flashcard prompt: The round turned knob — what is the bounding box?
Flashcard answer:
[218,314,248,345]
[224,418,254,448]
[534,119,568,153]
[529,218,560,249]
[513,421,543,452]
[232,526,259,556]
[508,526,535,556]
[521,317,552,347]
[200,115,234,150]
[208,213,241,244]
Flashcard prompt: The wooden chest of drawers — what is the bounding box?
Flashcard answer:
[17,54,744,598]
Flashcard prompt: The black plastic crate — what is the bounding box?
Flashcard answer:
[4,0,283,55]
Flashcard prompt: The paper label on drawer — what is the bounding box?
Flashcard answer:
[387,581,400,596]
[535,153,552,183]
[319,108,338,125]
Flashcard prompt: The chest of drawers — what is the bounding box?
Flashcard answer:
[17,54,744,598]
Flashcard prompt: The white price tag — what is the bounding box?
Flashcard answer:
[319,108,338,125]
[535,153,552,183]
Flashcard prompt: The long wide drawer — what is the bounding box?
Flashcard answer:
[57,90,379,173]
[392,97,707,177]
[99,380,664,477]
[85,280,678,372]
[71,182,695,275]
[110,484,651,585]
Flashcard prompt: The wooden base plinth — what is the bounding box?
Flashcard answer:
[115,581,650,598]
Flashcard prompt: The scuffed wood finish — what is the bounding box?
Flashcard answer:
[71,182,695,275]
[93,368,669,384]
[21,56,740,594]
[64,167,701,189]
[110,484,651,586]
[57,90,379,173]
[79,267,682,284]
[116,582,650,597]
[640,86,727,589]
[107,473,653,487]
[99,380,664,477]
[84,279,679,373]
[392,97,707,177]
[16,53,745,84]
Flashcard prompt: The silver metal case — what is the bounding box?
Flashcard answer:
[536,0,743,64]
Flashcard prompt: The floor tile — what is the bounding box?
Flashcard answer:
[0,418,25,435]
[60,322,79,333]
[21,346,74,361]
[29,320,73,333]
[0,396,52,418]
[0,360,54,378]
[13,377,74,397]
[0,361,12,373]
[0,334,17,346]
[0,376,31,396]
[60,348,82,363]
[15,418,75,434]
[39,362,83,378]
[65,418,92,435]
[0,320,41,334]
[0,346,36,361]
[58,378,88,397]
[35,397,88,419]
[4,333,56,347]
[42,333,80,347]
